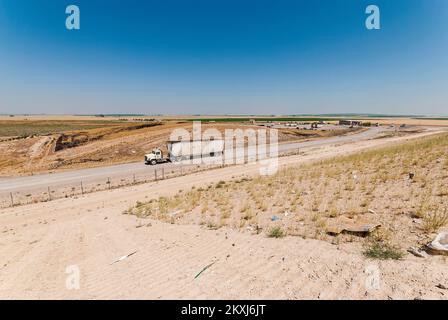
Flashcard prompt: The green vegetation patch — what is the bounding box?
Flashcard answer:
[0,120,122,137]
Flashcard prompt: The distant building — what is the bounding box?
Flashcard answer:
[339,120,363,126]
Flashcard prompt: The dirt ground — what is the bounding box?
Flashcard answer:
[0,130,447,300]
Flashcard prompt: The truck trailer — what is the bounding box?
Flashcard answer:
[144,139,224,165]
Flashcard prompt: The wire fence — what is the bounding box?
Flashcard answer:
[0,148,301,209]
[0,163,226,209]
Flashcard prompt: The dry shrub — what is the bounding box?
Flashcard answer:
[422,207,448,233]
[363,229,404,260]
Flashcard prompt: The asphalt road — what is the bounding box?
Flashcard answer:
[0,127,385,197]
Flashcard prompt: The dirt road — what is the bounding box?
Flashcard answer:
[0,129,447,299]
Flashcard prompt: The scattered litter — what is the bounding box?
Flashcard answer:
[326,217,380,237]
[426,232,448,256]
[169,210,182,217]
[409,172,415,180]
[284,211,290,217]
[407,247,428,258]
[194,260,218,279]
[110,251,137,265]
[271,215,280,222]
[368,209,377,214]
[436,284,448,290]
[412,218,422,224]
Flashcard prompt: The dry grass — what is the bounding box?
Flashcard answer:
[129,132,448,252]
[422,207,448,233]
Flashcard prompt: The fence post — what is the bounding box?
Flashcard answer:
[155,169,158,181]
[133,174,136,184]
[81,181,84,195]
[10,192,14,207]
[162,168,165,179]
[48,186,51,201]
[107,177,111,190]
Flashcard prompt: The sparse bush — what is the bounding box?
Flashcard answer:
[363,230,404,260]
[206,221,219,230]
[363,241,404,260]
[216,180,226,189]
[327,207,339,218]
[267,226,285,238]
[422,207,448,233]
[436,185,448,197]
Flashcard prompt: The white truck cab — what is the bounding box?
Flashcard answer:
[144,148,169,165]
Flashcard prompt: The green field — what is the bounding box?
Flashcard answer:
[0,120,121,137]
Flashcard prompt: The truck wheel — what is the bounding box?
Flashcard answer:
[150,159,157,165]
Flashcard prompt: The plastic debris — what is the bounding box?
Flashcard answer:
[436,284,448,290]
[111,251,137,265]
[407,247,428,258]
[426,232,448,256]
[169,210,182,217]
[326,217,380,236]
[194,260,218,279]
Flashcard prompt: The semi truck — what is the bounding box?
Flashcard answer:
[144,139,224,165]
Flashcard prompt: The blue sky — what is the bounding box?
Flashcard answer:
[0,0,447,115]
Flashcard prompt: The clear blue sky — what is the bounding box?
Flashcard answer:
[0,0,447,115]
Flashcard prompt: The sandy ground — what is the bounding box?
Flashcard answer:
[0,130,447,300]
